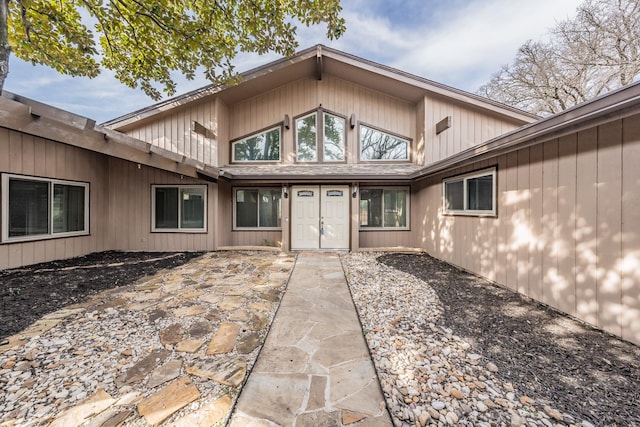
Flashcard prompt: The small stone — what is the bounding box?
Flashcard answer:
[431,400,445,410]
[519,395,534,406]
[476,401,488,412]
[486,362,499,373]
[544,406,564,421]
[427,408,440,419]
[121,349,133,357]
[511,413,524,427]
[445,411,458,424]
[450,389,464,399]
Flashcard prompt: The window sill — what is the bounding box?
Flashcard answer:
[443,211,497,218]
[359,227,411,231]
[151,229,208,233]
[1,231,90,244]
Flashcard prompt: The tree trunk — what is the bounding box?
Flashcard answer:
[0,0,10,94]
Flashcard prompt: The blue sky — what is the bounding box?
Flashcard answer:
[3,0,583,123]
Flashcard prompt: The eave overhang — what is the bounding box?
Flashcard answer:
[0,92,220,181]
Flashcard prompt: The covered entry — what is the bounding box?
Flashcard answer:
[291,185,350,249]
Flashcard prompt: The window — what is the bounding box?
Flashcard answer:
[359,125,409,161]
[232,126,281,162]
[295,111,346,162]
[152,185,206,232]
[359,187,409,229]
[1,174,89,242]
[443,168,496,215]
[234,188,282,230]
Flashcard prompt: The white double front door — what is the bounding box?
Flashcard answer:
[291,185,350,250]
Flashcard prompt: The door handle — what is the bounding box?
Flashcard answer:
[320,217,324,235]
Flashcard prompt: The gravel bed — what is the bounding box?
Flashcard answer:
[341,252,640,427]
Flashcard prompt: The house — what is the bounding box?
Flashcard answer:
[1,45,639,345]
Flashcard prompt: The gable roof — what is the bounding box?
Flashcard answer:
[103,45,538,129]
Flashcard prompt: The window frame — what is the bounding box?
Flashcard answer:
[294,109,347,164]
[151,184,208,233]
[442,167,497,217]
[230,125,282,163]
[358,186,411,231]
[358,123,411,162]
[1,173,90,243]
[233,187,283,231]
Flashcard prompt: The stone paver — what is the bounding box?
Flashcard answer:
[0,251,295,426]
[229,252,392,426]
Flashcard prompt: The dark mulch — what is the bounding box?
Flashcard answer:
[0,251,203,341]
[379,253,640,426]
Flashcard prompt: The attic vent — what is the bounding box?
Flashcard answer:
[191,121,216,139]
[436,116,452,135]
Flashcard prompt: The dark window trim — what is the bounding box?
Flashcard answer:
[1,173,90,243]
[151,184,208,233]
[442,167,497,217]
[358,122,412,163]
[294,108,348,164]
[232,187,283,231]
[358,185,411,231]
[230,123,283,164]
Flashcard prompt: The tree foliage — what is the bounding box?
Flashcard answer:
[1,0,345,99]
[478,0,640,116]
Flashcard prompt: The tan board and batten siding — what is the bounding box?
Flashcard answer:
[0,129,110,270]
[413,113,640,344]
[0,130,218,270]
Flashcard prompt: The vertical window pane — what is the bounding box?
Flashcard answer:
[180,188,205,229]
[445,181,464,210]
[8,179,49,237]
[360,126,408,160]
[53,184,85,233]
[467,175,493,211]
[384,190,407,227]
[155,187,179,229]
[258,190,282,228]
[296,114,317,162]
[236,190,258,227]
[359,189,383,228]
[323,113,345,161]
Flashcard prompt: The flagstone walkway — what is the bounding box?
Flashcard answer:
[229,252,392,426]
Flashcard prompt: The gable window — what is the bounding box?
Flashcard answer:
[234,188,281,230]
[295,110,346,163]
[359,125,409,161]
[232,126,281,162]
[152,185,207,232]
[443,168,496,216]
[1,174,89,243]
[359,187,409,229]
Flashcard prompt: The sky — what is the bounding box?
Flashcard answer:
[3,0,584,124]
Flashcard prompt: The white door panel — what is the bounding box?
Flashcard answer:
[291,185,350,250]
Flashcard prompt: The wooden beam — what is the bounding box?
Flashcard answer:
[436,116,451,135]
[316,47,324,81]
